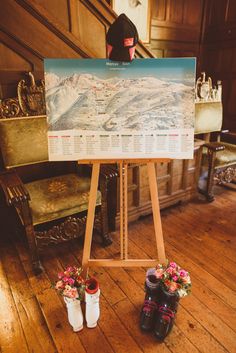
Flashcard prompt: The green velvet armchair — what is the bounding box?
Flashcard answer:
[195,102,236,201]
[0,115,117,274]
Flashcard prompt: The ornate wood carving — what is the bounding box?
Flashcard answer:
[17,72,46,116]
[215,166,236,184]
[0,72,46,118]
[0,98,22,119]
[36,214,90,250]
[35,210,112,250]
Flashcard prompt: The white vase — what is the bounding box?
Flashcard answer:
[64,297,83,332]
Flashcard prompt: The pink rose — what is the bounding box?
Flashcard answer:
[172,275,178,282]
[62,277,75,286]
[180,269,188,277]
[58,272,64,280]
[65,266,74,273]
[169,281,178,292]
[166,267,175,275]
[63,286,79,299]
[182,275,191,284]
[155,268,164,279]
[55,280,65,290]
[169,262,177,269]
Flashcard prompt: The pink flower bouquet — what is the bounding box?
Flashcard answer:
[54,266,85,300]
[155,262,191,298]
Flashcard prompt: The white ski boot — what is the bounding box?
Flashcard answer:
[64,297,83,332]
[85,278,100,328]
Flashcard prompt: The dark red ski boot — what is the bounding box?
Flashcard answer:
[140,268,160,331]
[154,284,179,341]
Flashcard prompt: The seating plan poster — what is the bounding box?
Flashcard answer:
[44,58,195,160]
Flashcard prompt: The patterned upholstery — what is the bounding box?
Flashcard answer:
[25,173,101,225]
[202,142,236,168]
[195,102,223,134]
[0,116,48,168]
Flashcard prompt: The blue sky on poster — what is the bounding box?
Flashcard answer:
[44,58,196,83]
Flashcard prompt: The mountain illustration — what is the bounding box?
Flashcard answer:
[45,73,194,132]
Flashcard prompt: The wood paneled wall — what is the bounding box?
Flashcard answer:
[148,0,205,73]
[0,0,235,130]
[0,0,152,99]
[201,0,236,131]
[0,0,104,98]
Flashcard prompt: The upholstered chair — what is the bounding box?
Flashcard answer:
[0,115,117,274]
[195,102,236,201]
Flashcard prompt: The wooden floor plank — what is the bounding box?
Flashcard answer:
[162,212,236,278]
[16,298,57,353]
[183,295,236,352]
[162,221,236,291]
[46,246,117,353]
[37,288,87,353]
[1,241,57,353]
[110,241,229,353]
[165,242,236,309]
[68,241,128,307]
[130,221,236,309]
[1,187,235,353]
[175,306,228,353]
[165,204,236,259]
[0,260,29,353]
[14,238,52,295]
[189,274,236,331]
[99,295,143,353]
[99,240,203,353]
[113,297,170,353]
[1,242,34,302]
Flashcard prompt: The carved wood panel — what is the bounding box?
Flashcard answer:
[227,0,236,22]
[0,0,153,99]
[208,0,228,26]
[0,43,32,71]
[32,0,70,30]
[116,142,203,226]
[77,1,107,58]
[202,0,236,131]
[149,0,204,73]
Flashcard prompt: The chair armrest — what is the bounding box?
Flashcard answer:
[220,130,236,144]
[204,142,225,152]
[99,164,119,182]
[0,170,30,206]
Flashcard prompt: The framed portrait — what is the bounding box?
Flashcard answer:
[112,0,150,43]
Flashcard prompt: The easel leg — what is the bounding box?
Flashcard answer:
[120,161,128,260]
[124,163,128,259]
[82,162,100,277]
[147,162,166,264]
[120,162,124,259]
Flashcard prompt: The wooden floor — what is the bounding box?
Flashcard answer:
[0,187,236,353]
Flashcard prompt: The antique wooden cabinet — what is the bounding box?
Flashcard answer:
[116,140,203,225]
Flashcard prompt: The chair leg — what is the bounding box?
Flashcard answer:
[25,224,44,275]
[99,180,113,246]
[206,150,216,202]
[100,207,113,247]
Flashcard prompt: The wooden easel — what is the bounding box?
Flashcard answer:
[80,159,168,275]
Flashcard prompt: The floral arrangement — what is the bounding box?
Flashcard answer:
[155,261,191,298]
[54,266,85,300]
